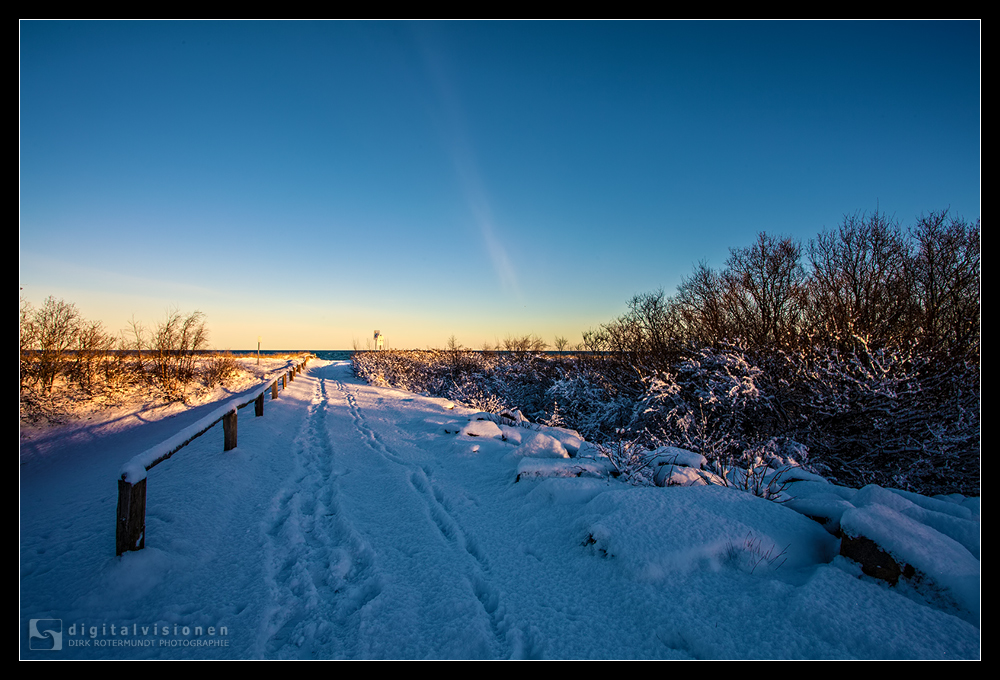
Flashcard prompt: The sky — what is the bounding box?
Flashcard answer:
[19,20,981,350]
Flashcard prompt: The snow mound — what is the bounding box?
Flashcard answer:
[648,446,707,470]
[539,426,583,455]
[515,458,613,482]
[514,432,570,459]
[851,484,980,558]
[576,485,839,578]
[498,425,523,444]
[653,464,717,488]
[459,419,503,439]
[840,501,980,621]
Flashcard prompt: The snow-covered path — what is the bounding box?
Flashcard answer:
[256,361,656,658]
[20,361,980,659]
[257,366,510,658]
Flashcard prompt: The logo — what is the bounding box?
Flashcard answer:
[29,619,63,651]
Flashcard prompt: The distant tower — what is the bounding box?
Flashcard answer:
[373,330,384,351]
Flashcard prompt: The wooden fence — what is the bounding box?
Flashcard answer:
[115,356,310,556]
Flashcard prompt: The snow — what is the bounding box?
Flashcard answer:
[840,503,980,621]
[459,419,504,439]
[540,426,583,455]
[850,484,980,558]
[20,360,980,659]
[514,432,570,459]
[120,400,242,484]
[649,446,709,470]
[514,458,612,482]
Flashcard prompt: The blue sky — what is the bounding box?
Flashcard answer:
[19,20,980,350]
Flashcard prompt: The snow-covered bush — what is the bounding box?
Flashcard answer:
[632,342,787,476]
[596,431,656,485]
[545,358,639,441]
[768,341,979,495]
[353,348,569,425]
[351,321,978,498]
[723,439,801,502]
[448,376,507,414]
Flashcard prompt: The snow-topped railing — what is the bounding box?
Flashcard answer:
[115,356,311,556]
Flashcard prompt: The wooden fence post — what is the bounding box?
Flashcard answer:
[255,391,264,416]
[288,369,294,383]
[282,374,286,389]
[272,380,279,400]
[116,476,147,556]
[223,408,237,451]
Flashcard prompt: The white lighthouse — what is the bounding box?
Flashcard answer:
[373,330,385,350]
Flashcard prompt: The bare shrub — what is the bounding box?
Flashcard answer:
[30,296,81,393]
[581,289,683,371]
[19,297,37,390]
[909,210,980,362]
[726,440,799,502]
[203,353,242,387]
[722,233,808,348]
[69,320,116,394]
[502,334,548,353]
[724,531,788,574]
[148,310,209,398]
[597,430,655,484]
[807,209,912,347]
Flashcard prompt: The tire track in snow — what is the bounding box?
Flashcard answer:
[332,374,541,659]
[259,374,383,659]
[406,465,544,658]
[338,383,411,468]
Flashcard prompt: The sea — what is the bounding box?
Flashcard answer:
[238,350,355,362]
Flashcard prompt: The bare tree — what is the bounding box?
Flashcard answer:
[32,297,81,392]
[19,296,36,389]
[502,334,547,353]
[582,291,676,361]
[626,289,682,361]
[807,209,912,347]
[124,316,147,379]
[676,263,730,345]
[70,320,115,392]
[149,310,209,397]
[909,210,980,361]
[721,233,807,347]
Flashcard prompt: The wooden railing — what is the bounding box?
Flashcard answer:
[115,356,311,556]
